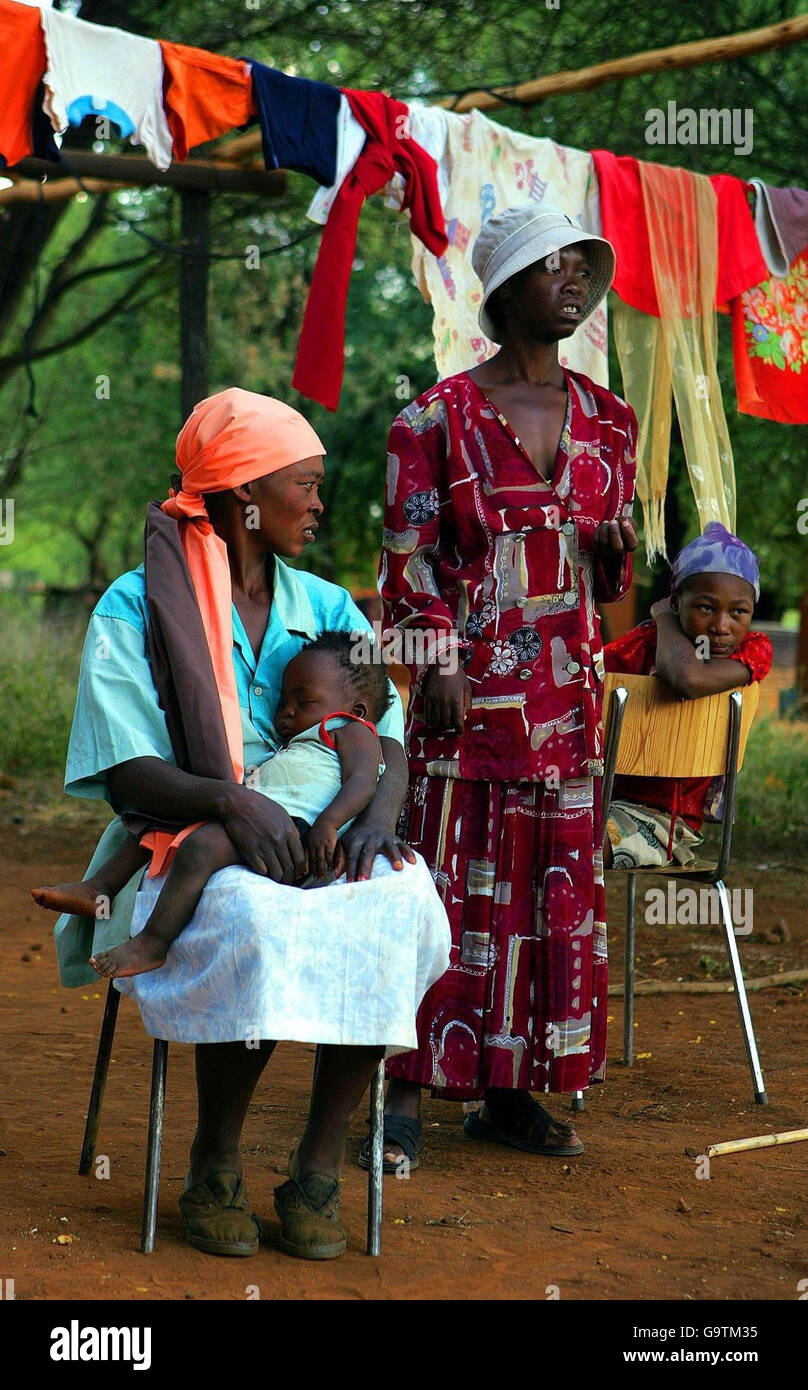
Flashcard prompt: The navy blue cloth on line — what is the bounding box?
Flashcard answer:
[246,60,340,186]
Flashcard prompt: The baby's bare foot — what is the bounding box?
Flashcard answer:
[31,878,110,918]
[90,935,168,979]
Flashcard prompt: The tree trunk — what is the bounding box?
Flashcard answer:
[179,190,210,424]
[797,586,808,704]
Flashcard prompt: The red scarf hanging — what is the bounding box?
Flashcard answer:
[292,89,448,411]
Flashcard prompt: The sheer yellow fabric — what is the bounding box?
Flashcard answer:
[613,165,736,560]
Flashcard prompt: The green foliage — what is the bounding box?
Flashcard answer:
[732,716,808,854]
[0,600,84,773]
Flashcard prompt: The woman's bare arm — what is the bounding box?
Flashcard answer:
[106,757,307,883]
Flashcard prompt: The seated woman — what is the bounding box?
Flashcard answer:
[603,522,773,869]
[49,388,450,1262]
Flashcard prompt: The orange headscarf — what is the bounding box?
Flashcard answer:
[143,388,325,876]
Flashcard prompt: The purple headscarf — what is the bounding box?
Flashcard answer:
[671,522,760,601]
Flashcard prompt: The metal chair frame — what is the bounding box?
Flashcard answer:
[598,681,767,1105]
[78,994,386,1255]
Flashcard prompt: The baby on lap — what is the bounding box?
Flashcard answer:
[33,631,390,978]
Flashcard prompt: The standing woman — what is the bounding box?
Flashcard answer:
[371,207,638,1166]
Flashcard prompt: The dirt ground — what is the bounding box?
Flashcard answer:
[1,813,806,1303]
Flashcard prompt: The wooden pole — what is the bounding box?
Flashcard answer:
[214,12,808,164]
[4,153,286,203]
[796,587,808,705]
[440,13,808,115]
[0,175,129,204]
[179,189,210,424]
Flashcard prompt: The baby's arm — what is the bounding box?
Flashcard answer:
[306,722,382,878]
[651,598,752,699]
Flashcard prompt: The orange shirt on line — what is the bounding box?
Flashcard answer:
[159,41,254,162]
[0,0,48,168]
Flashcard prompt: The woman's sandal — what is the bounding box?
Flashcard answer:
[178,1171,263,1257]
[463,1097,583,1157]
[357,1114,423,1173]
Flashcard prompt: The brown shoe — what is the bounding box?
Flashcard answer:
[273,1168,347,1261]
[178,1171,262,1257]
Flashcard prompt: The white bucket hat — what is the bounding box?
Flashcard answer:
[472,205,616,342]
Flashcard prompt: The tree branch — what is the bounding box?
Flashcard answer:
[0,273,165,371]
[44,252,156,302]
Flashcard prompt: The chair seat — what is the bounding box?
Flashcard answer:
[610,861,721,882]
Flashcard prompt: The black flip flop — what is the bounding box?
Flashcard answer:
[357,1114,423,1173]
[463,1099,583,1157]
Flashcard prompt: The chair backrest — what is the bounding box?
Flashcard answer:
[603,673,760,779]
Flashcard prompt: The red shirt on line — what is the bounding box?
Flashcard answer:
[603,620,773,829]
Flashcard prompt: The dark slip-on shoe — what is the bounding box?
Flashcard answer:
[179,1171,262,1257]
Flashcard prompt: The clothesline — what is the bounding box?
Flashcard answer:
[212,12,808,161]
[2,0,808,557]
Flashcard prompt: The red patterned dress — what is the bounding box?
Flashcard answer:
[380,368,637,1098]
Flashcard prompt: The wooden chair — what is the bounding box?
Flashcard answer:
[78,992,386,1254]
[597,671,766,1104]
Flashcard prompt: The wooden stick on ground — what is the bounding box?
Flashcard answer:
[705,1128,808,1158]
[608,968,808,996]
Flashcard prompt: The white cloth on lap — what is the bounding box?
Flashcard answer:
[114,854,450,1051]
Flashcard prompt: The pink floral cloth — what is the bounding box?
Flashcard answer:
[731,247,808,423]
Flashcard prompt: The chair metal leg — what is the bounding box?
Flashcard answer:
[366,1057,385,1256]
[78,980,121,1175]
[571,1090,585,1111]
[141,1039,168,1254]
[715,881,768,1105]
[623,876,636,1066]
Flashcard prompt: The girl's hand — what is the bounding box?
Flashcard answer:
[592,517,639,559]
[422,665,472,732]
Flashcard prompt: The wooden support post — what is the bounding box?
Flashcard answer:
[796,587,808,705]
[179,189,210,424]
[9,154,286,199]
